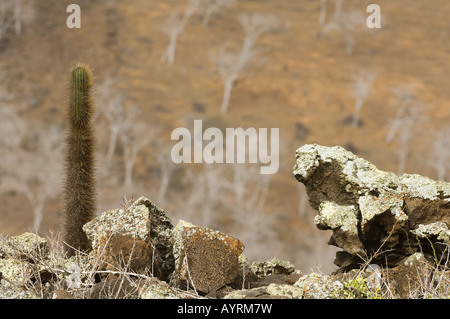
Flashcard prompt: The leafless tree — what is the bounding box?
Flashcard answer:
[429,127,450,181]
[228,162,270,217]
[96,75,128,176]
[349,69,377,127]
[385,84,427,175]
[298,183,309,218]
[0,2,14,41]
[0,105,24,193]
[392,103,426,175]
[211,13,279,114]
[11,0,34,36]
[119,106,159,190]
[385,84,415,143]
[0,124,64,233]
[156,147,177,207]
[0,0,34,40]
[0,105,24,150]
[321,3,366,55]
[201,0,235,27]
[333,0,344,20]
[184,163,227,227]
[160,0,200,66]
[318,0,327,26]
[224,162,274,261]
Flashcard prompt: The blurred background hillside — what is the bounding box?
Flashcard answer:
[0,0,449,274]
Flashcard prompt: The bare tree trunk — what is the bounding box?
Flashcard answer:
[202,5,215,27]
[104,125,120,173]
[298,183,308,218]
[161,0,200,66]
[13,1,21,36]
[352,98,363,127]
[345,33,356,56]
[202,0,235,27]
[0,3,13,41]
[334,0,343,20]
[397,144,408,176]
[157,174,170,207]
[124,156,134,190]
[32,201,45,234]
[161,32,179,66]
[385,101,409,143]
[212,13,278,114]
[157,154,175,207]
[245,174,270,215]
[319,0,327,26]
[221,79,234,115]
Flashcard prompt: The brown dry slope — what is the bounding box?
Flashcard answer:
[0,0,449,274]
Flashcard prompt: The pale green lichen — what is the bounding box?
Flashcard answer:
[265,283,304,298]
[0,232,48,258]
[358,194,407,230]
[139,278,180,299]
[293,143,321,179]
[250,257,298,277]
[83,204,151,252]
[294,273,344,299]
[412,222,450,243]
[0,258,33,286]
[339,275,383,299]
[315,201,359,233]
[400,174,441,200]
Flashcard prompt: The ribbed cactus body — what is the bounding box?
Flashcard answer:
[63,63,97,256]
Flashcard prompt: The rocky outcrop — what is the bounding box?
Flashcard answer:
[293,144,450,271]
[1,193,449,299]
[0,197,308,299]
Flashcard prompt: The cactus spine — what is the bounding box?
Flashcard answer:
[63,63,97,256]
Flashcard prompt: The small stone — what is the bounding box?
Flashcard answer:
[52,290,76,299]
[172,220,245,294]
[0,258,33,287]
[99,233,162,276]
[266,283,304,298]
[138,277,180,299]
[83,196,174,280]
[223,283,304,299]
[0,232,48,261]
[250,257,298,277]
[90,274,139,299]
[294,273,343,299]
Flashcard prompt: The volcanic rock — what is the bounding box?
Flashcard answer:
[293,144,450,271]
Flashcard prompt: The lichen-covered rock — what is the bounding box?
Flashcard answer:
[90,274,139,299]
[0,233,50,299]
[0,257,33,287]
[99,234,162,276]
[294,273,344,299]
[138,277,180,299]
[83,196,174,280]
[0,232,48,260]
[293,144,450,270]
[224,283,304,299]
[382,252,439,298]
[250,257,298,277]
[266,283,303,298]
[171,220,245,294]
[411,222,450,243]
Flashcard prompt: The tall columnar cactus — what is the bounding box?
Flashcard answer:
[63,63,97,256]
